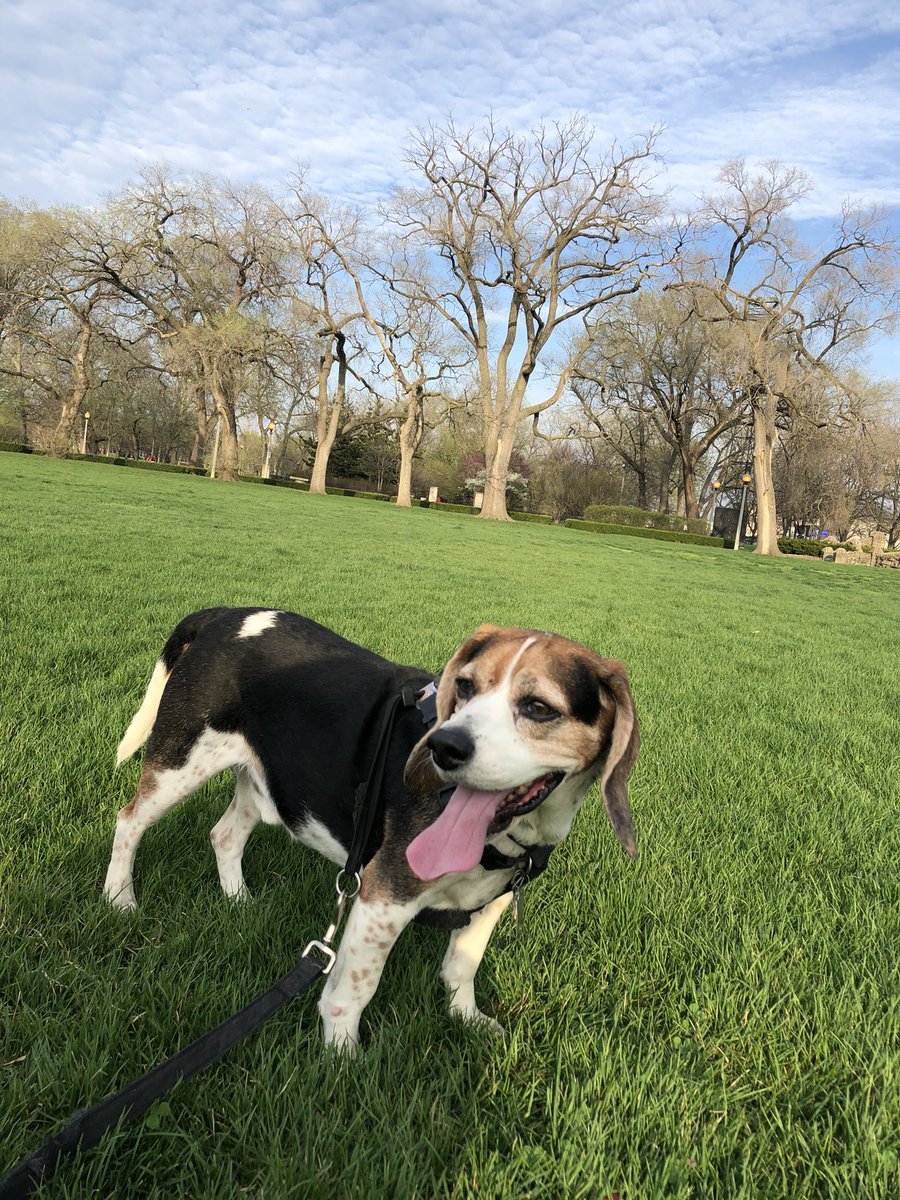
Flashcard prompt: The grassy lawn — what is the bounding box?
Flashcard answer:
[1,455,898,1200]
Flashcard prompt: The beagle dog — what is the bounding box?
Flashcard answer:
[105,608,639,1048]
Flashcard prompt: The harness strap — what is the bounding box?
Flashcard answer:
[480,841,555,880]
[0,955,325,1200]
[345,685,419,878]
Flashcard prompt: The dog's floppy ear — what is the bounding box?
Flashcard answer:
[403,624,500,795]
[596,659,640,859]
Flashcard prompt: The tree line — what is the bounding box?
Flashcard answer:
[1,117,898,551]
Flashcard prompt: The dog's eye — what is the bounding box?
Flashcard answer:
[455,677,476,701]
[520,697,560,722]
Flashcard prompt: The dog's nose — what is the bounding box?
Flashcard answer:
[427,726,475,771]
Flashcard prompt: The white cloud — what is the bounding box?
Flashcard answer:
[0,0,898,226]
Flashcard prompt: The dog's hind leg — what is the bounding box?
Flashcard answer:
[104,728,248,909]
[103,763,192,910]
[441,891,512,1033]
[209,769,261,900]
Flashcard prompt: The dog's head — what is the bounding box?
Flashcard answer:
[404,625,639,880]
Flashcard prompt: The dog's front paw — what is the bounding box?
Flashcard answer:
[104,884,137,911]
[320,1000,363,1055]
[322,1025,362,1056]
[451,1006,506,1038]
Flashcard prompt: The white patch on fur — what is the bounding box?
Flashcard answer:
[440,637,550,790]
[236,610,280,639]
[104,727,271,909]
[294,816,348,865]
[116,659,169,765]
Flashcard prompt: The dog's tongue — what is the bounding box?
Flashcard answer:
[406,786,506,880]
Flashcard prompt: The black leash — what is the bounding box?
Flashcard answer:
[1,679,553,1197]
[0,956,324,1199]
[0,684,421,1200]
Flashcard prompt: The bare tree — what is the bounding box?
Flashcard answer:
[675,159,898,554]
[387,116,667,519]
[0,204,116,454]
[75,168,286,479]
[571,290,749,517]
[336,240,467,505]
[286,191,381,493]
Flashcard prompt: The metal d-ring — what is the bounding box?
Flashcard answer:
[335,869,362,900]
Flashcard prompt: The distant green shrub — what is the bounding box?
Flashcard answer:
[346,489,393,501]
[776,537,856,557]
[241,474,309,490]
[566,519,725,547]
[75,454,206,475]
[583,504,709,536]
[0,440,45,455]
[510,511,553,524]
[413,499,477,514]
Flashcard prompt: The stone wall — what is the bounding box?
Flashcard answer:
[832,548,900,568]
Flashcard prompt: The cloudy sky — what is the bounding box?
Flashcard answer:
[3,0,900,368]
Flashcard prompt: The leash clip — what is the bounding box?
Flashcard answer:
[302,870,362,975]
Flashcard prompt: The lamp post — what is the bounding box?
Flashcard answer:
[709,480,722,535]
[733,473,752,551]
[81,411,91,455]
[262,420,276,479]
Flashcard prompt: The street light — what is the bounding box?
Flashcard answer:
[733,473,753,551]
[81,411,91,455]
[262,420,276,479]
[709,480,722,535]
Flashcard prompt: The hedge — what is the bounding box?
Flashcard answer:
[241,474,309,490]
[510,511,553,524]
[72,453,207,475]
[412,499,477,514]
[776,536,856,557]
[0,440,45,455]
[566,519,725,548]
[583,503,709,537]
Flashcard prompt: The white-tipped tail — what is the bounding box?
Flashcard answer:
[116,659,170,765]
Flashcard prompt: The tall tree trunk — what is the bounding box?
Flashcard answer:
[480,413,515,521]
[679,447,700,519]
[657,450,676,513]
[202,355,239,480]
[309,334,345,495]
[752,397,782,555]
[309,400,342,493]
[14,339,29,445]
[49,320,92,457]
[188,378,209,467]
[395,388,423,508]
[211,399,239,479]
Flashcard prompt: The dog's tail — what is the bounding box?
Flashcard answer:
[116,608,230,765]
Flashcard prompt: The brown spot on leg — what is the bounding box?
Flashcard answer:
[120,768,159,818]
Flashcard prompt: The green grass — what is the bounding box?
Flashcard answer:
[1,455,898,1200]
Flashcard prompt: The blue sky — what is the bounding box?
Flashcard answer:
[2,0,900,375]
